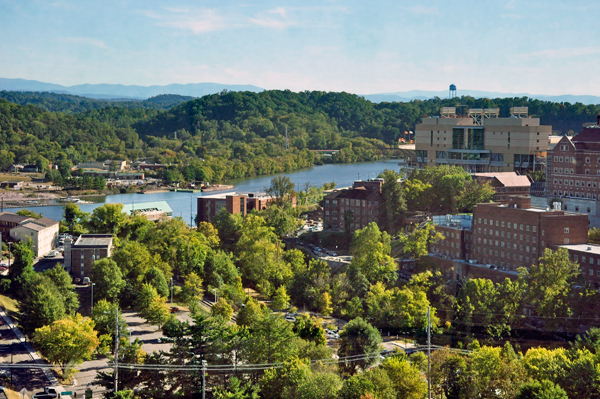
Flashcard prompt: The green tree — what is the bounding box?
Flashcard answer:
[338,317,382,375]
[263,203,299,238]
[381,169,406,234]
[457,180,495,212]
[265,176,296,207]
[181,272,204,307]
[91,258,126,303]
[211,297,234,320]
[43,264,79,315]
[87,203,126,235]
[520,248,579,322]
[143,267,170,298]
[33,314,100,376]
[338,375,376,399]
[143,295,172,329]
[214,376,260,399]
[20,274,66,331]
[348,223,397,285]
[16,209,42,219]
[382,356,427,399]
[136,283,159,312]
[9,239,35,288]
[271,285,290,310]
[63,202,89,234]
[515,380,568,399]
[197,221,220,248]
[399,223,444,261]
[237,297,262,327]
[259,357,310,399]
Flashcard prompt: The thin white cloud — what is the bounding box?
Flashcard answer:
[402,6,440,16]
[505,0,517,10]
[501,13,523,19]
[143,8,230,34]
[249,7,297,29]
[64,37,107,49]
[516,47,600,59]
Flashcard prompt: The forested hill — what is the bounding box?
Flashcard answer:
[0,91,195,113]
[134,90,600,143]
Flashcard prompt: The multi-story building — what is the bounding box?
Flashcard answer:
[547,123,600,199]
[65,234,114,279]
[197,193,247,223]
[470,196,588,270]
[122,201,173,222]
[472,172,531,202]
[430,214,473,260]
[415,107,551,173]
[323,179,384,232]
[10,217,60,257]
[0,212,32,242]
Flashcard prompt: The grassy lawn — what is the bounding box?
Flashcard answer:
[0,293,21,321]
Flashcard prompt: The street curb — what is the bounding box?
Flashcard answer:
[0,308,72,398]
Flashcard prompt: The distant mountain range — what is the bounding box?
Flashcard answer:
[362,89,600,105]
[1,78,599,104]
[0,78,263,100]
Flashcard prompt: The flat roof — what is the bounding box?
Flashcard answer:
[122,201,173,214]
[73,234,113,247]
[557,244,600,256]
[0,212,32,224]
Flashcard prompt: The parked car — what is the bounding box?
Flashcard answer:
[284,316,296,322]
[44,251,58,258]
[82,277,90,285]
[170,307,180,313]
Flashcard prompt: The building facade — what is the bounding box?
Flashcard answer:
[547,125,600,199]
[0,212,32,242]
[415,107,551,173]
[10,217,59,257]
[323,179,384,232]
[65,234,114,279]
[430,214,473,260]
[197,194,247,223]
[472,172,531,202]
[470,196,588,270]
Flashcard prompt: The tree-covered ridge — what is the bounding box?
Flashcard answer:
[0,91,195,113]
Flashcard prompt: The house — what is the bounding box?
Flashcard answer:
[0,181,24,190]
[472,172,531,202]
[78,160,127,172]
[64,234,114,279]
[9,165,24,173]
[10,217,60,257]
[23,164,38,173]
[122,201,173,222]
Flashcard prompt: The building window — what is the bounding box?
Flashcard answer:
[592,269,596,276]
[564,227,570,233]
[565,238,570,244]
[586,157,591,163]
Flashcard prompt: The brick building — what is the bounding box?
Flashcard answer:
[470,196,588,270]
[197,194,247,223]
[547,124,600,199]
[556,244,600,287]
[472,172,531,202]
[323,179,384,231]
[430,214,473,260]
[65,234,114,279]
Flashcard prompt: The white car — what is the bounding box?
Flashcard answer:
[44,251,59,258]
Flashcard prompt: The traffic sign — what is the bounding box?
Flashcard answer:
[61,392,73,396]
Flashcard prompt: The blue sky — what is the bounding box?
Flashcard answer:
[1,0,599,95]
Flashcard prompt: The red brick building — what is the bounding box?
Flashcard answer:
[323,179,384,231]
[471,196,588,270]
[65,234,114,279]
[197,194,247,223]
[547,125,600,199]
[472,172,531,202]
[429,214,473,260]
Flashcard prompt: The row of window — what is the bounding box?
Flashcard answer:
[476,218,538,232]
[553,156,576,163]
[477,231,538,242]
[581,268,600,277]
[476,248,533,261]
[553,167,600,175]
[552,190,597,200]
[553,179,599,188]
[476,238,538,253]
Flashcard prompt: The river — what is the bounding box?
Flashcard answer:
[8,160,401,225]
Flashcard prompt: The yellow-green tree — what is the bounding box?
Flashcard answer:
[211,297,234,321]
[181,272,204,308]
[33,314,99,376]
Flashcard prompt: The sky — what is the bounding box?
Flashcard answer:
[1,0,600,95]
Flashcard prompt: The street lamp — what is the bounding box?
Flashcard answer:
[91,283,96,313]
[213,288,217,304]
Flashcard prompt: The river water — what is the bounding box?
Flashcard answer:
[8,160,401,225]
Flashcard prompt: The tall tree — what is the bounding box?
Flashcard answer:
[91,258,126,303]
[348,223,397,285]
[381,169,406,234]
[265,176,296,207]
[338,317,382,376]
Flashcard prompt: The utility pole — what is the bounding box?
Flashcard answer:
[7,242,12,274]
[202,360,207,399]
[91,283,95,313]
[427,306,431,399]
[114,308,119,394]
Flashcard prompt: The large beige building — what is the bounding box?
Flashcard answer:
[415,107,551,173]
[10,217,60,257]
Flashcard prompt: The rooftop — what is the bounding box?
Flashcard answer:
[557,244,600,256]
[0,212,32,224]
[432,214,473,230]
[122,201,173,215]
[73,234,113,247]
[473,172,531,188]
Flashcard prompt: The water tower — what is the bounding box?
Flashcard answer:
[449,84,457,98]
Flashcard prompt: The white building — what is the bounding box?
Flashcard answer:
[10,217,60,257]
